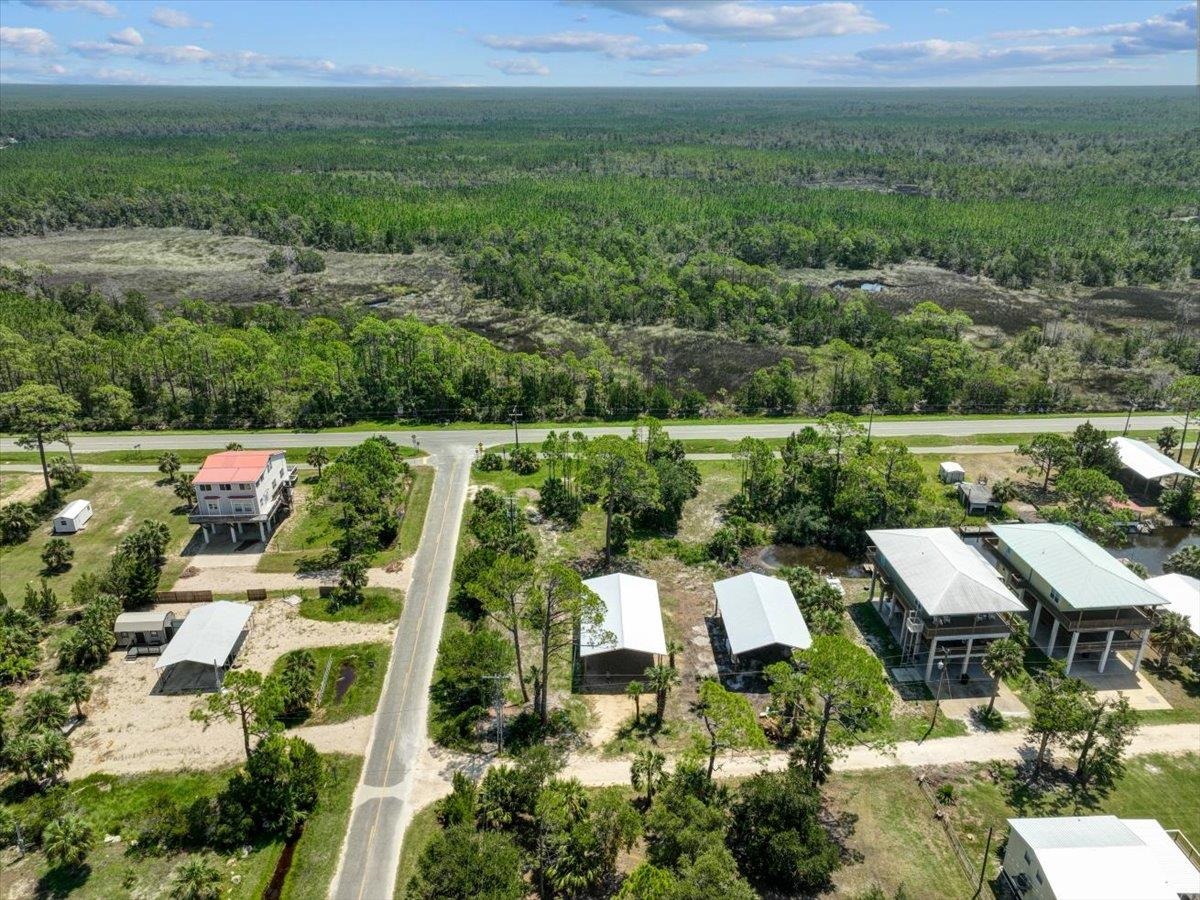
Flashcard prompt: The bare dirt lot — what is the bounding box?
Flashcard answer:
[68,597,393,777]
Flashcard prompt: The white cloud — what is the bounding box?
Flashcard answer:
[21,0,118,17]
[488,56,551,76]
[481,30,707,60]
[933,7,951,14]
[150,6,210,29]
[108,26,144,46]
[992,5,1195,55]
[0,58,69,79]
[92,66,163,83]
[70,39,212,63]
[0,26,57,55]
[587,1,886,41]
[218,52,441,84]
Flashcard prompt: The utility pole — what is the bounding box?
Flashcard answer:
[509,407,522,448]
[1123,400,1135,436]
[972,826,995,899]
[865,404,876,444]
[1179,409,1191,463]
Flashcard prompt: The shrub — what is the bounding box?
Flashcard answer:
[0,502,38,545]
[41,538,74,575]
[537,475,582,526]
[295,248,326,273]
[1165,545,1200,578]
[474,451,504,472]
[264,249,289,272]
[507,446,540,475]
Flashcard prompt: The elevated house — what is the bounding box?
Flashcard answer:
[188,450,297,544]
[1110,436,1197,497]
[867,527,1025,681]
[579,573,667,685]
[990,523,1164,675]
[1002,815,1200,900]
[712,572,812,664]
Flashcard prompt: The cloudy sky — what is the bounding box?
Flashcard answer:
[1,0,1195,87]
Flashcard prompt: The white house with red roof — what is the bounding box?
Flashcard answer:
[188,450,297,543]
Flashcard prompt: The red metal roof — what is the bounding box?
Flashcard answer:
[194,450,280,484]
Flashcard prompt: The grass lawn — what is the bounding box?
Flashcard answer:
[0,445,424,466]
[272,642,391,725]
[1133,661,1200,726]
[0,472,194,598]
[296,588,402,623]
[394,804,440,897]
[828,767,971,899]
[942,753,1200,888]
[257,465,434,574]
[279,754,364,900]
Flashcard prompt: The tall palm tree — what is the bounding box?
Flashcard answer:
[1153,611,1193,670]
[625,680,644,725]
[982,638,1024,715]
[306,446,330,480]
[42,813,94,870]
[60,674,92,719]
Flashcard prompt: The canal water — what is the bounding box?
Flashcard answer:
[1109,526,1199,575]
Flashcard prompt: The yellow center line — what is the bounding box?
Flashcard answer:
[353,456,460,900]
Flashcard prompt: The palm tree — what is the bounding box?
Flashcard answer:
[643,664,680,723]
[43,813,94,869]
[157,451,182,483]
[982,638,1024,715]
[20,689,69,731]
[61,674,92,719]
[625,680,644,725]
[1153,611,1193,670]
[306,446,330,480]
[171,857,223,900]
[666,639,684,670]
[630,749,666,805]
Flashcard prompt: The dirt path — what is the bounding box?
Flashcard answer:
[406,722,1200,809]
[171,560,413,593]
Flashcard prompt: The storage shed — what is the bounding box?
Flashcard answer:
[114,610,177,649]
[938,461,966,484]
[713,572,812,662]
[580,573,667,683]
[53,499,93,534]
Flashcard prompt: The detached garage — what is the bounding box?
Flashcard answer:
[713,572,812,664]
[53,499,93,534]
[579,573,668,686]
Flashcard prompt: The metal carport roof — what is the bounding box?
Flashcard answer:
[155,601,252,669]
[713,572,812,656]
[580,573,668,658]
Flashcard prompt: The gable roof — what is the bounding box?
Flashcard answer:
[991,523,1165,611]
[1009,816,1200,900]
[1110,437,1197,481]
[1146,573,1200,637]
[156,601,252,669]
[194,450,280,484]
[580,574,667,658]
[868,527,1024,617]
[714,572,812,656]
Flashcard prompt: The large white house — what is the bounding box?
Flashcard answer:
[188,450,297,543]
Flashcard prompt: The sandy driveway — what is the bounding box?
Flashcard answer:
[68,598,393,778]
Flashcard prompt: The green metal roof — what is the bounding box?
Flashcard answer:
[991,523,1165,612]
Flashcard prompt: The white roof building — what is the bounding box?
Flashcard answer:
[580,574,667,658]
[1004,815,1200,900]
[713,572,812,657]
[868,527,1024,618]
[156,601,252,671]
[1111,437,1197,483]
[1147,573,1200,638]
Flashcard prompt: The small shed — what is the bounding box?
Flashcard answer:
[713,572,812,663]
[53,499,93,534]
[938,461,966,484]
[957,481,1002,516]
[114,610,177,649]
[580,574,668,683]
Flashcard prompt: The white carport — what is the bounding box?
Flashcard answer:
[1110,437,1197,494]
[580,574,667,682]
[713,572,812,661]
[1146,573,1200,638]
[155,601,252,690]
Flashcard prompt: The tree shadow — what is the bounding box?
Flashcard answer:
[36,863,92,899]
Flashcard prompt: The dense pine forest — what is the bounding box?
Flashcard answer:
[1,87,1197,427]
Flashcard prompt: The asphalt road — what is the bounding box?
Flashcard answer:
[329,447,472,900]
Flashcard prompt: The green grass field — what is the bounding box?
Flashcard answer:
[2,753,360,900]
[0,472,194,597]
[296,589,402,624]
[271,642,391,725]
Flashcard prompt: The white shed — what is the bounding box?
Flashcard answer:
[938,461,966,484]
[713,572,812,660]
[114,609,177,649]
[580,573,668,681]
[1147,573,1200,638]
[53,499,93,534]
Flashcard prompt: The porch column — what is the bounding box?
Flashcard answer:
[201,525,210,545]
[1065,631,1080,675]
[1030,600,1043,639]
[1099,629,1115,674]
[258,521,266,542]
[926,637,940,681]
[962,637,974,675]
[229,524,237,542]
[1133,628,1151,673]
[1047,618,1060,656]
[869,567,878,605]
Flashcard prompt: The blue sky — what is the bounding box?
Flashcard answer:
[1,0,1195,86]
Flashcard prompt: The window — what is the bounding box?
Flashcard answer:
[239,483,251,490]
[206,501,219,512]
[1035,871,1043,885]
[197,484,210,492]
[219,483,232,491]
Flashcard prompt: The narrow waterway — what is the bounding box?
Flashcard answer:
[1110,526,1199,574]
